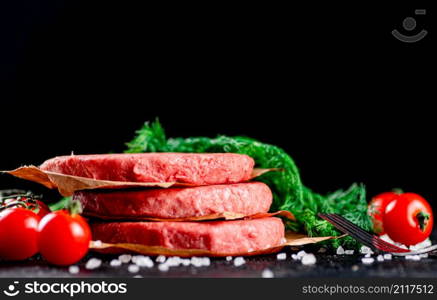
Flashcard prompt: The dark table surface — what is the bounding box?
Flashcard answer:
[1,233,436,278]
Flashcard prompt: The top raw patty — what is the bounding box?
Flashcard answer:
[40,153,255,185]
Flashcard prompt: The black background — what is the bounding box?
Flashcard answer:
[0,1,435,205]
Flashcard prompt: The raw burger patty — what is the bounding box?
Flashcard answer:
[75,182,272,219]
[91,217,284,255]
[40,153,254,185]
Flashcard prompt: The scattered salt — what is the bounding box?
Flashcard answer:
[85,258,102,270]
[261,269,274,278]
[336,246,345,255]
[345,250,354,255]
[128,264,140,273]
[301,253,316,265]
[291,254,299,260]
[276,253,287,260]
[132,256,154,268]
[68,265,79,274]
[118,254,132,264]
[110,259,122,267]
[225,256,233,262]
[361,257,375,264]
[233,257,246,267]
[376,255,384,262]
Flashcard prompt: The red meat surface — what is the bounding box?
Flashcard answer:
[91,217,284,255]
[76,182,272,219]
[40,153,254,185]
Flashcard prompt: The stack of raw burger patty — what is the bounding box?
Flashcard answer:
[40,153,285,256]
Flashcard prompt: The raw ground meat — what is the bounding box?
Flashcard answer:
[40,153,254,185]
[75,182,272,219]
[91,217,284,255]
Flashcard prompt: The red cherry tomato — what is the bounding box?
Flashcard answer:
[34,200,51,218]
[0,208,40,260]
[38,210,91,266]
[368,191,399,235]
[384,193,434,246]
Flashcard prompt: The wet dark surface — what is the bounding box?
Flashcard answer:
[1,237,436,278]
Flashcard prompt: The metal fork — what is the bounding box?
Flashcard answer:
[318,213,437,256]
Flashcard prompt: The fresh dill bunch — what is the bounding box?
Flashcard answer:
[126,119,372,248]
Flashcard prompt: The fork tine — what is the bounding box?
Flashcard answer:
[318,214,375,249]
[327,214,409,253]
[323,214,400,252]
[325,214,402,252]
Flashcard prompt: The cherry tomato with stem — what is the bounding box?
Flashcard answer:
[38,201,91,266]
[384,193,433,246]
[0,207,41,260]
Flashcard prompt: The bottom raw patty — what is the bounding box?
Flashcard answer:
[91,217,284,255]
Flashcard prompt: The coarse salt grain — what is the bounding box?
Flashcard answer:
[226,256,233,261]
[156,255,166,263]
[110,259,122,267]
[158,264,169,272]
[345,250,354,255]
[233,257,246,267]
[291,254,299,260]
[383,254,392,260]
[365,253,372,258]
[85,258,102,270]
[93,240,103,247]
[261,269,274,278]
[68,265,79,274]
[118,254,132,264]
[128,264,140,273]
[276,253,287,260]
[301,254,316,265]
[336,246,345,255]
[297,250,306,258]
[359,246,374,255]
[181,259,191,266]
[376,255,384,262]
[361,257,375,264]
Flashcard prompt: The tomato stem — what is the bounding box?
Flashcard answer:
[391,188,404,194]
[416,211,430,231]
[66,199,83,215]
